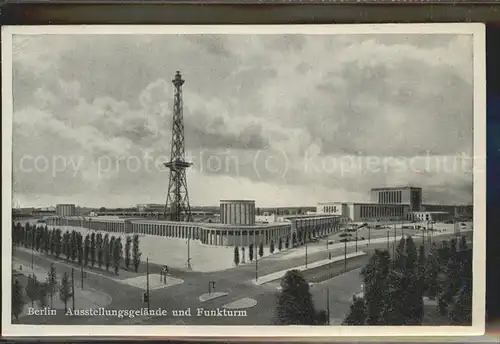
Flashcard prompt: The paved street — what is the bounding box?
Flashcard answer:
[12,230,472,325]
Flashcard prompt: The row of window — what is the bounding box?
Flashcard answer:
[378,190,403,204]
[360,205,405,218]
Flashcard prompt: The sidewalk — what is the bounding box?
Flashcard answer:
[13,247,185,291]
[13,257,112,318]
[280,228,473,259]
[252,251,367,285]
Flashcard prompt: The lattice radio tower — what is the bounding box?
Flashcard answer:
[164,71,193,222]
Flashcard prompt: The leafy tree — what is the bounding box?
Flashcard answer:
[438,243,462,316]
[77,232,83,266]
[39,226,44,252]
[70,231,77,262]
[90,233,96,267]
[112,237,123,275]
[34,226,41,251]
[54,229,62,258]
[49,229,55,255]
[278,237,283,251]
[417,245,427,294]
[25,222,33,248]
[438,240,451,266]
[59,271,72,312]
[13,222,22,246]
[424,243,440,299]
[12,278,25,322]
[132,234,141,273]
[234,246,240,266]
[270,240,275,254]
[249,243,254,262]
[315,309,328,325]
[343,295,366,325]
[43,226,50,254]
[25,275,38,308]
[45,263,58,308]
[448,283,472,325]
[384,269,406,325]
[275,270,317,325]
[83,234,90,267]
[96,233,103,268]
[403,236,424,324]
[459,235,468,251]
[62,231,70,260]
[285,236,290,249]
[259,241,264,258]
[393,237,407,270]
[103,234,111,271]
[125,236,132,270]
[37,284,48,308]
[361,249,391,324]
[448,248,472,324]
[405,236,418,270]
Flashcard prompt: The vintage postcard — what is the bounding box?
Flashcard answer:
[2,24,486,337]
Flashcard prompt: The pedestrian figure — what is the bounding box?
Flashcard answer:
[163,265,168,284]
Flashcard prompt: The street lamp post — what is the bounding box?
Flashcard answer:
[326,287,330,325]
[305,231,308,268]
[31,226,35,271]
[355,230,358,253]
[146,257,150,310]
[255,249,258,282]
[344,240,347,272]
[71,267,75,309]
[187,237,192,270]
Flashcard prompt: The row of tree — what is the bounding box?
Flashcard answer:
[233,236,290,266]
[12,222,142,275]
[12,263,74,321]
[232,231,325,266]
[343,235,472,325]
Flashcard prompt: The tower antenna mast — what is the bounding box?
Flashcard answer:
[164,71,193,223]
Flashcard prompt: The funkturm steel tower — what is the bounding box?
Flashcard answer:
[164,71,193,222]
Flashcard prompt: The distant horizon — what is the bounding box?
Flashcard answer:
[13,200,474,210]
[10,33,474,207]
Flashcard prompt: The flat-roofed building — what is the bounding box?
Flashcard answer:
[370,186,422,212]
[220,200,256,226]
[56,204,76,217]
[44,212,341,248]
[412,211,452,222]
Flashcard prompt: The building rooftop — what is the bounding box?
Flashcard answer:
[219,200,255,203]
[370,186,422,191]
[282,214,341,219]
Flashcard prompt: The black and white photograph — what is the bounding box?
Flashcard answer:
[2,24,486,337]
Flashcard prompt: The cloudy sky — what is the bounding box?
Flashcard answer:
[10,33,475,208]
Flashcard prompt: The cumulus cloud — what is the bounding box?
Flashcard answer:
[9,33,475,208]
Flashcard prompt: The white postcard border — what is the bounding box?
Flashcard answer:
[1,23,486,338]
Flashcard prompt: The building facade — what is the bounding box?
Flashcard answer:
[219,200,256,226]
[412,211,452,222]
[318,186,472,223]
[45,213,341,247]
[56,204,76,217]
[317,202,409,222]
[370,186,422,211]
